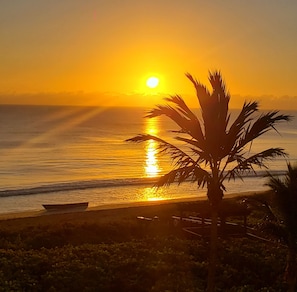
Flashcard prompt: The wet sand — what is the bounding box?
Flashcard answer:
[0,190,264,222]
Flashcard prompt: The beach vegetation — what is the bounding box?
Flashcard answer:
[127,71,291,291]
[0,195,291,291]
[0,224,287,291]
[264,163,297,292]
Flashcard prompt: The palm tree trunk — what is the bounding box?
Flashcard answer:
[206,207,219,292]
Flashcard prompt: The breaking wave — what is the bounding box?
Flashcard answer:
[0,170,285,198]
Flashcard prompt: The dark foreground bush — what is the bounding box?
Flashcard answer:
[0,237,286,291]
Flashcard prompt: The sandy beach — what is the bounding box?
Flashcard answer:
[0,190,265,226]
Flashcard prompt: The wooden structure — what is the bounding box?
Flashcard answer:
[174,199,251,237]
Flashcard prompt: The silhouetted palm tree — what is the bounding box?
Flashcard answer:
[127,71,291,292]
[266,163,297,292]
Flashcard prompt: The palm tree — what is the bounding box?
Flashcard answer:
[127,71,291,292]
[266,163,297,292]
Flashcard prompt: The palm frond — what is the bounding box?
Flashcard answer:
[266,163,297,237]
[174,136,207,157]
[186,73,210,111]
[225,101,258,159]
[190,148,211,163]
[209,70,230,122]
[236,111,291,152]
[164,95,197,121]
[126,134,197,168]
[226,148,287,180]
[146,96,205,144]
[260,221,288,244]
[156,165,210,187]
[265,174,287,193]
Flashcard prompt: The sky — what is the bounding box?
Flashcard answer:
[1,0,297,109]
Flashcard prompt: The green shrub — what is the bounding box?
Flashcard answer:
[0,237,287,291]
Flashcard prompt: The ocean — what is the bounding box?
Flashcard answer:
[0,104,296,215]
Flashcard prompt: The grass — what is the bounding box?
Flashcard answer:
[0,193,289,291]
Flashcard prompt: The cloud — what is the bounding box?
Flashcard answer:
[0,92,296,110]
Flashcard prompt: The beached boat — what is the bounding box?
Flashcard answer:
[42,202,88,211]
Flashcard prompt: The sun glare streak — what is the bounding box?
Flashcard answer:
[4,107,108,157]
[144,118,161,177]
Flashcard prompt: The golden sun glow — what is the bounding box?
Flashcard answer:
[146,76,159,88]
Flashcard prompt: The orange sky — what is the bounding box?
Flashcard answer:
[1,1,297,109]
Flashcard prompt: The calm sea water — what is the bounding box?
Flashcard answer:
[0,104,296,214]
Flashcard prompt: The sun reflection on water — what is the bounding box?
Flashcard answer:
[141,187,165,202]
[144,118,161,177]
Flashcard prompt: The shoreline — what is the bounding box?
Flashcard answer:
[0,190,265,221]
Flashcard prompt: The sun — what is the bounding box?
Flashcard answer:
[146,76,159,88]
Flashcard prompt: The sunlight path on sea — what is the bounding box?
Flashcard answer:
[144,117,161,177]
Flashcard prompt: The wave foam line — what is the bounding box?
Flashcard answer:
[0,177,159,198]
